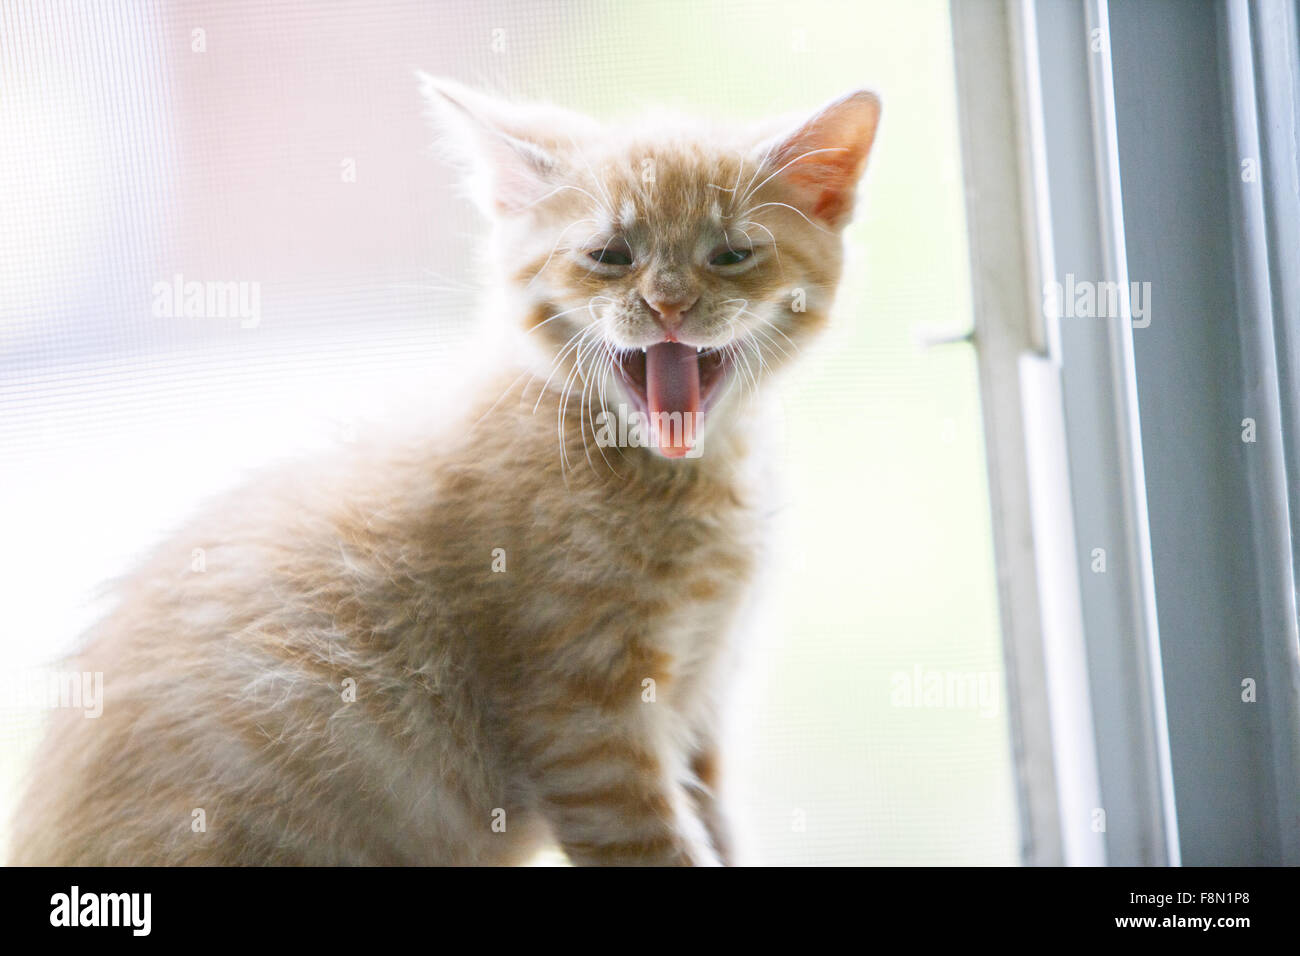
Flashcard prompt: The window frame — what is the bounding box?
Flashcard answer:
[953,0,1300,867]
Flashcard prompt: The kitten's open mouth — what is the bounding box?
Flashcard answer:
[611,342,731,458]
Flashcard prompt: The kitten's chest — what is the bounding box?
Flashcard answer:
[563,469,763,682]
[578,467,759,598]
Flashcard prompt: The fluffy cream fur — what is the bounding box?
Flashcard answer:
[10,79,879,865]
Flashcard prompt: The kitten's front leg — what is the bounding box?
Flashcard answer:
[688,746,736,866]
[527,716,719,866]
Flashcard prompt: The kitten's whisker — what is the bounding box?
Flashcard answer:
[539,323,595,398]
[718,342,750,409]
[526,218,600,288]
[473,366,535,433]
[722,301,799,361]
[578,340,620,477]
[580,233,621,275]
[557,326,599,476]
[737,142,779,218]
[720,297,751,323]
[524,302,595,338]
[735,221,783,273]
[737,201,832,234]
[535,320,597,414]
[747,343,766,405]
[531,293,613,338]
[717,328,759,404]
[751,311,802,353]
[592,351,626,470]
[747,333,772,378]
[732,339,759,402]
[576,337,600,474]
[568,329,605,475]
[564,133,617,217]
[740,342,763,406]
[737,146,849,210]
[576,333,610,474]
[746,321,794,363]
[599,347,628,468]
[586,349,610,472]
[522,184,602,211]
[540,224,606,291]
[594,346,629,469]
[731,149,748,202]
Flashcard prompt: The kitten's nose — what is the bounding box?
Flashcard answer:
[643,294,699,337]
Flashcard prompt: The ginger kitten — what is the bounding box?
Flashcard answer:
[10,79,879,865]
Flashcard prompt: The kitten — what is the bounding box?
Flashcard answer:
[9,79,879,865]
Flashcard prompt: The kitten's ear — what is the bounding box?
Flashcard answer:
[760,90,881,229]
[418,73,595,217]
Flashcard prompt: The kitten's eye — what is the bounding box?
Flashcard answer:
[710,248,752,267]
[588,247,633,267]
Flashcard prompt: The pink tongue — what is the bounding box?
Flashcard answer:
[644,341,701,458]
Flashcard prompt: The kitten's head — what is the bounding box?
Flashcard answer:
[421,76,880,459]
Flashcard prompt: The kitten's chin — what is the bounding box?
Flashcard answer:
[611,341,731,459]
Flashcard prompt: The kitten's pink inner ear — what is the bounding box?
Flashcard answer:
[768,91,881,227]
